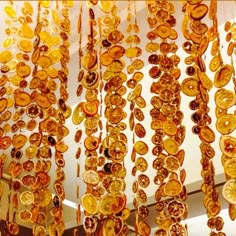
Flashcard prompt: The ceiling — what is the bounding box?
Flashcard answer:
[0,0,236,235]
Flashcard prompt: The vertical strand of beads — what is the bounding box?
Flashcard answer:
[79,1,101,234]
[215,1,236,227]
[181,0,226,234]
[30,2,54,235]
[18,6,39,227]
[2,1,35,235]
[97,0,129,234]
[73,3,83,234]
[125,0,150,235]
[0,2,17,235]
[46,1,73,235]
[145,2,167,233]
[8,1,36,234]
[145,0,188,235]
[15,2,49,235]
[126,0,138,231]
[206,0,228,234]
